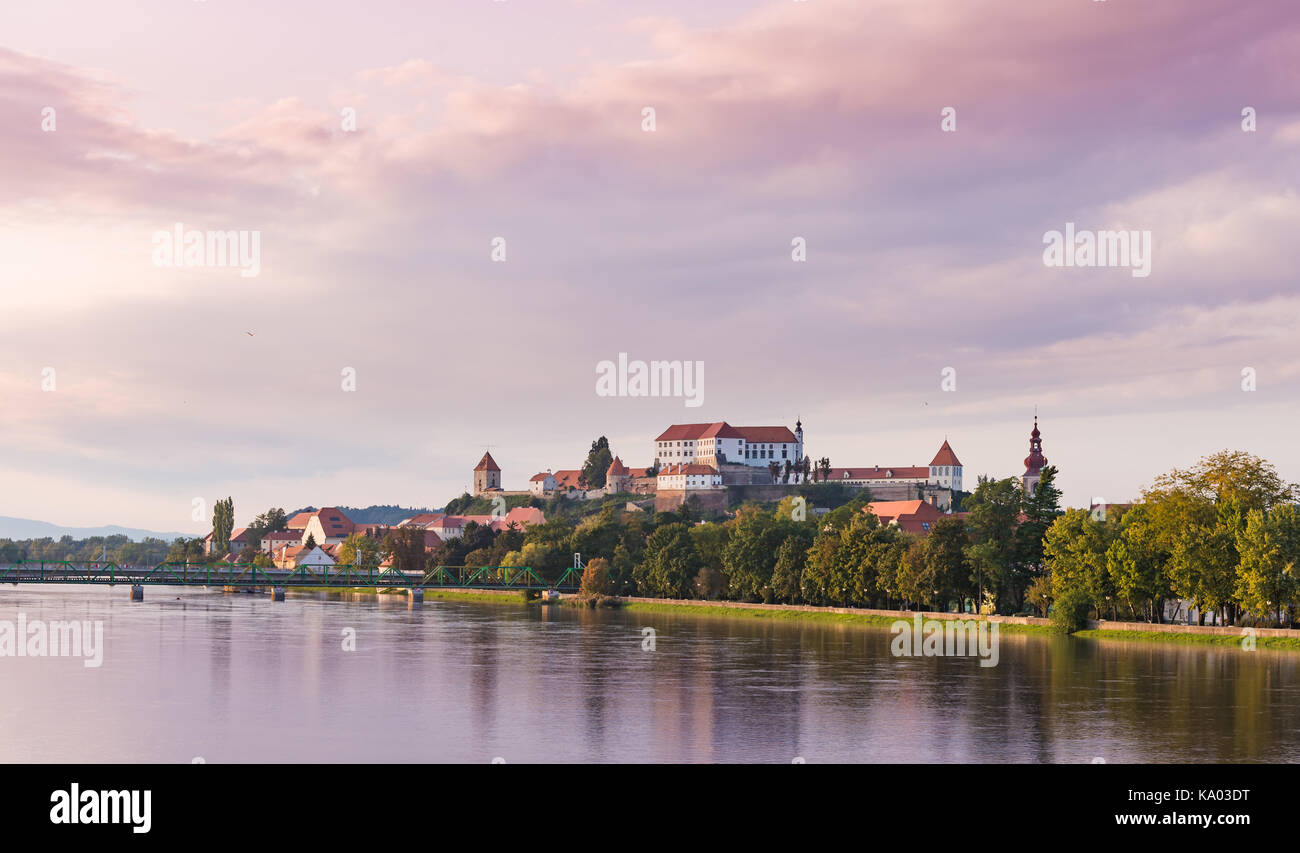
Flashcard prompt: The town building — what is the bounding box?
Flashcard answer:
[866,500,943,536]
[656,463,723,491]
[529,471,557,497]
[652,420,804,473]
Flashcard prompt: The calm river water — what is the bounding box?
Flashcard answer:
[1,585,1296,763]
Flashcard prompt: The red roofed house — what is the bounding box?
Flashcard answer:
[551,469,585,492]
[259,529,301,555]
[302,507,356,547]
[657,463,723,491]
[825,466,933,487]
[653,420,805,474]
[529,471,557,497]
[473,452,502,495]
[286,511,314,531]
[866,500,943,536]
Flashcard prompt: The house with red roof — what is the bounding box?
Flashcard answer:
[301,507,356,546]
[656,463,723,491]
[529,471,557,497]
[653,420,805,475]
[865,500,943,536]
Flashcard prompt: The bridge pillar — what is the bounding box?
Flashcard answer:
[271,586,286,602]
[408,588,424,609]
[129,585,144,602]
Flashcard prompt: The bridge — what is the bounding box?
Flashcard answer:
[0,560,582,599]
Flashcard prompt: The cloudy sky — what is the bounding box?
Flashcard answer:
[2,0,1298,533]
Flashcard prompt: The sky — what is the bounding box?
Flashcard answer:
[1,0,1298,533]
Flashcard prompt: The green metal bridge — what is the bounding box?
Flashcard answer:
[0,561,581,592]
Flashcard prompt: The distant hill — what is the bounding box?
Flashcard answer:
[285,505,440,526]
[0,517,191,543]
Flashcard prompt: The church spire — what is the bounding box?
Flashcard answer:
[1022,415,1046,493]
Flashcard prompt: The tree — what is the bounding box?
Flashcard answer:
[581,437,613,489]
[1106,504,1169,622]
[579,557,612,598]
[1235,505,1300,625]
[962,477,1022,612]
[304,532,318,550]
[381,527,426,573]
[211,497,234,553]
[338,532,381,571]
[635,523,702,599]
[1043,509,1117,620]
[250,507,287,534]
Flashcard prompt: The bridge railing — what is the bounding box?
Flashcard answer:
[0,560,578,590]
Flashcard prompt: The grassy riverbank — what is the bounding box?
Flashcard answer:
[1074,627,1300,651]
[620,600,1050,636]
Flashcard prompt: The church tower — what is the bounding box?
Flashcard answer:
[794,418,804,467]
[1021,417,1046,494]
[474,452,501,495]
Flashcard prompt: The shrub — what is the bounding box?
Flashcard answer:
[1050,585,1092,634]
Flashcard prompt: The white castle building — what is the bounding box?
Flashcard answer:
[653,420,804,469]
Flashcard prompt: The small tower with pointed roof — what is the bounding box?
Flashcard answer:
[605,456,631,494]
[928,439,963,492]
[1022,417,1047,494]
[474,451,502,495]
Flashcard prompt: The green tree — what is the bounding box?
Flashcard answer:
[211,497,234,553]
[1235,505,1300,624]
[962,477,1022,612]
[581,437,613,489]
[635,523,702,598]
[338,532,381,571]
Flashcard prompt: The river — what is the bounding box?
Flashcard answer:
[1,585,1295,763]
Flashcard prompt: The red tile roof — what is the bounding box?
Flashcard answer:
[474,452,501,472]
[553,469,584,489]
[529,472,554,482]
[400,513,443,526]
[656,423,741,441]
[929,440,962,467]
[828,466,930,480]
[606,456,629,476]
[627,468,651,478]
[655,422,797,443]
[736,426,797,443]
[286,512,313,530]
[313,507,355,536]
[865,500,942,535]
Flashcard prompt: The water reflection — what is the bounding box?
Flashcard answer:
[0,585,1295,763]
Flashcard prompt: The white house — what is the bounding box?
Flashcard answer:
[529,471,557,497]
[656,463,723,490]
[653,421,804,472]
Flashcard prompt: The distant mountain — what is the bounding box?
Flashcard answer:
[0,517,192,543]
[285,505,440,526]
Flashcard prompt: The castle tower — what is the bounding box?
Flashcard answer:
[929,439,963,492]
[474,452,501,495]
[605,456,631,494]
[1022,417,1046,494]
